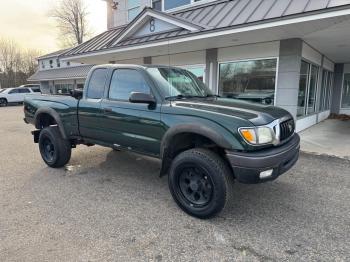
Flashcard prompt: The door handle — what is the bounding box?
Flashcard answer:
[103,107,113,113]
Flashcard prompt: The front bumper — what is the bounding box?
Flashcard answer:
[226,134,300,184]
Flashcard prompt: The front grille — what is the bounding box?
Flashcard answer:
[279,119,295,141]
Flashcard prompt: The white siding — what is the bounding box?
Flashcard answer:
[217,41,280,62]
[152,50,206,66]
[115,57,144,64]
[38,57,82,71]
[112,0,151,27]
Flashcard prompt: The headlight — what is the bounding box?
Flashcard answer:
[256,127,273,144]
[239,127,274,145]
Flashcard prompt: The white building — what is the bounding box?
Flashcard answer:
[28,49,93,94]
[30,0,350,131]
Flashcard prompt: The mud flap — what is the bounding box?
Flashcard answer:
[31,130,41,143]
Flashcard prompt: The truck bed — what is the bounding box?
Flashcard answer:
[24,94,80,137]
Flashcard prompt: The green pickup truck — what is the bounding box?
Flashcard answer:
[24,65,300,218]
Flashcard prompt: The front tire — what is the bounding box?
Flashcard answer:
[38,126,71,168]
[0,98,8,107]
[168,148,233,219]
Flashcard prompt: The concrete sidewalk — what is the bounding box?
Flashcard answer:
[299,119,350,159]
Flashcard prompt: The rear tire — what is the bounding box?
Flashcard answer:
[0,98,7,107]
[168,148,233,219]
[38,126,71,168]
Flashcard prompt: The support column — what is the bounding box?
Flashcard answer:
[205,48,218,93]
[331,63,344,114]
[276,38,303,119]
[316,56,324,122]
[143,56,152,65]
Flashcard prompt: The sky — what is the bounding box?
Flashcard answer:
[0,0,107,53]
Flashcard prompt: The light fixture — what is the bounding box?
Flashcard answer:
[111,0,119,10]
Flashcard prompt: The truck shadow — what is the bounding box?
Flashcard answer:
[76,149,302,222]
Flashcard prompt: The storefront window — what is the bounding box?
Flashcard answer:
[297,61,309,117]
[218,59,277,105]
[341,73,350,108]
[297,61,320,117]
[307,65,319,114]
[55,83,74,95]
[183,66,205,82]
[319,70,333,111]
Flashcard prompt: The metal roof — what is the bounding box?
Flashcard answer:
[61,0,350,58]
[114,28,190,47]
[171,0,350,29]
[28,65,94,81]
[38,48,71,60]
[62,26,125,57]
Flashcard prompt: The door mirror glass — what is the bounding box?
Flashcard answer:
[129,92,156,104]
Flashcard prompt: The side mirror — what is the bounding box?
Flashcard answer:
[70,89,83,99]
[129,92,156,105]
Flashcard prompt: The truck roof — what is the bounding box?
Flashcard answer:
[92,64,185,70]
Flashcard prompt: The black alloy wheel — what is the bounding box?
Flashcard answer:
[178,166,214,207]
[38,126,72,168]
[168,148,234,219]
[40,136,56,163]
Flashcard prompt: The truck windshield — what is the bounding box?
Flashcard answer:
[147,67,213,99]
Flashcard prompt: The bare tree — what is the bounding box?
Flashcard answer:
[50,0,90,47]
[0,38,41,89]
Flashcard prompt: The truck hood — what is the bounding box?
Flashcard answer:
[173,98,291,126]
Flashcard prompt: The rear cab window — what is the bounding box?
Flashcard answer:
[87,68,108,99]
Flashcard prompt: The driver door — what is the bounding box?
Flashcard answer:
[100,68,163,156]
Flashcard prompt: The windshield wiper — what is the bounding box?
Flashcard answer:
[206,94,220,98]
[165,95,206,100]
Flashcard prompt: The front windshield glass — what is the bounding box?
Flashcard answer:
[147,67,213,98]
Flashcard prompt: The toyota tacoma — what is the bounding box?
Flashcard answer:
[23,65,300,219]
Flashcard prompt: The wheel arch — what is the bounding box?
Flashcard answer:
[34,107,67,140]
[159,124,235,176]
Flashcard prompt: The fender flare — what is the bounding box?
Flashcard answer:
[34,107,68,140]
[160,123,233,159]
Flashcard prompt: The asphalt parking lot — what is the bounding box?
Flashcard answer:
[0,106,349,262]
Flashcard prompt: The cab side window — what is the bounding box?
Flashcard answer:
[87,68,108,99]
[109,69,151,101]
